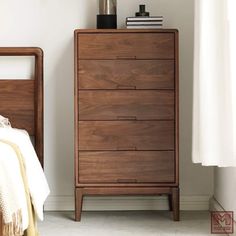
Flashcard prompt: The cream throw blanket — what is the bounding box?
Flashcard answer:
[0,141,26,235]
[0,140,39,236]
[0,116,50,235]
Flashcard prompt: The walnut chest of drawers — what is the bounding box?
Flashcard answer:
[74,29,179,221]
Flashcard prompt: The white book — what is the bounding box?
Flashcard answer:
[127,21,163,25]
[126,25,163,29]
[126,16,163,21]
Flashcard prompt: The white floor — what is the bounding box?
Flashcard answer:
[38,211,224,236]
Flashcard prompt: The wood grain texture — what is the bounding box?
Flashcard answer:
[77,182,178,187]
[78,33,175,59]
[75,188,83,222]
[75,29,178,34]
[74,31,79,199]
[82,187,172,195]
[78,121,175,151]
[74,29,179,221]
[78,60,175,89]
[78,151,175,183]
[0,80,34,134]
[175,32,180,186]
[172,187,180,221]
[79,90,174,120]
[34,48,44,168]
[0,47,44,166]
[0,47,43,56]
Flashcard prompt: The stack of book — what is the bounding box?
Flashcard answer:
[126,16,163,29]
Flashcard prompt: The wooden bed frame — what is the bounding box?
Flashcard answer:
[0,47,44,235]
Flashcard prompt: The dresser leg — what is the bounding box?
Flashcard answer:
[171,187,180,221]
[75,188,83,221]
[0,212,3,236]
[168,194,173,211]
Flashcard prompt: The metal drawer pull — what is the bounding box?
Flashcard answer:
[117,116,137,120]
[117,146,137,151]
[116,56,137,60]
[117,179,137,183]
[116,85,136,89]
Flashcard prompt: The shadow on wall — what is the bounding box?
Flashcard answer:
[214,167,236,215]
[49,0,96,189]
[52,39,74,197]
[42,0,97,208]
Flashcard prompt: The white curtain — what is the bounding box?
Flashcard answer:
[193,0,236,167]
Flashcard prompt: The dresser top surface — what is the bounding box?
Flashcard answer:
[74,29,178,34]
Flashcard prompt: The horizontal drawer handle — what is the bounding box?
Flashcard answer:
[117,146,137,151]
[116,85,136,89]
[117,116,137,120]
[117,179,137,183]
[116,56,137,60]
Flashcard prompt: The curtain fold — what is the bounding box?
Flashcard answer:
[193,0,236,167]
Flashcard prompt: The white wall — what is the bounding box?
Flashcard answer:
[214,168,236,215]
[0,0,214,210]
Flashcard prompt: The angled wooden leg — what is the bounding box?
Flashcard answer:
[75,188,83,221]
[168,194,173,211]
[171,187,180,221]
[0,212,3,236]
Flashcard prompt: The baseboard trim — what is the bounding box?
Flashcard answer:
[210,197,224,212]
[45,195,211,211]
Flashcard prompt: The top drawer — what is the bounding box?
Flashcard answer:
[78,33,175,59]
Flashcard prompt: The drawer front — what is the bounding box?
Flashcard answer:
[78,60,175,89]
[78,151,175,183]
[79,90,175,120]
[78,33,175,59]
[78,121,174,151]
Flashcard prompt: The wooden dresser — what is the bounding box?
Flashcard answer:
[74,29,179,221]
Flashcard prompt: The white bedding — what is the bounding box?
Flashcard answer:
[0,116,50,231]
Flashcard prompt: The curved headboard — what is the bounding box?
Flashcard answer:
[0,47,44,167]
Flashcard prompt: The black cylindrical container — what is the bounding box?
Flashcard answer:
[97,0,117,29]
[97,15,117,29]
